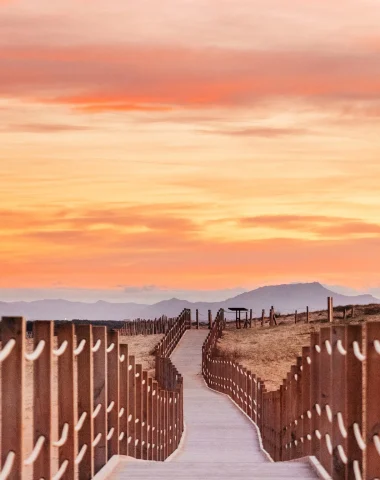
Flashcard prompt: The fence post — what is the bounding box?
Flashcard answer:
[365,321,380,478]
[319,327,332,475]
[249,309,253,328]
[142,371,149,459]
[119,344,129,457]
[107,330,120,460]
[1,317,25,480]
[302,346,311,457]
[56,323,76,480]
[76,324,94,479]
[196,309,199,329]
[328,297,333,323]
[294,310,298,324]
[33,321,53,480]
[310,332,321,460]
[261,309,265,327]
[128,356,136,457]
[306,306,309,324]
[135,364,143,459]
[331,325,347,479]
[208,310,212,330]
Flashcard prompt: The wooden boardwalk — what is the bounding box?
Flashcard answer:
[110,330,318,479]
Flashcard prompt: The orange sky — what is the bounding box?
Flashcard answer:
[1,0,380,300]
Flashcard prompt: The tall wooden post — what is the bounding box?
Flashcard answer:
[196,309,199,329]
[328,296,333,323]
[188,309,192,329]
[249,309,253,328]
[1,317,25,480]
[208,310,212,330]
[294,310,298,324]
[261,309,265,327]
[306,306,309,324]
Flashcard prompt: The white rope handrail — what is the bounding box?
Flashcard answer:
[119,408,125,418]
[0,451,15,480]
[374,340,380,355]
[337,444,348,464]
[373,434,380,455]
[53,341,68,357]
[75,445,87,465]
[325,404,333,423]
[107,401,115,413]
[325,340,332,356]
[107,428,115,441]
[119,354,125,362]
[353,460,363,480]
[106,343,115,353]
[325,434,333,455]
[75,412,87,432]
[74,339,86,356]
[353,342,365,362]
[0,339,16,363]
[92,340,101,353]
[119,432,125,442]
[337,340,347,356]
[307,410,312,419]
[315,345,321,353]
[52,460,69,480]
[315,429,322,440]
[25,340,46,362]
[315,403,322,416]
[353,423,366,451]
[307,356,311,365]
[92,433,102,447]
[24,436,45,466]
[337,412,348,439]
[53,423,69,447]
[92,404,102,419]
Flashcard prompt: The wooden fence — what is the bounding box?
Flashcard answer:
[203,309,380,480]
[0,310,188,480]
[120,316,177,336]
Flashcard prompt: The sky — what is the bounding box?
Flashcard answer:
[1,0,380,302]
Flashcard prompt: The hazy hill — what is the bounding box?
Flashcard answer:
[0,282,378,320]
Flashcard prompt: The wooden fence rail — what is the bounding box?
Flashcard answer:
[0,310,188,480]
[203,309,380,480]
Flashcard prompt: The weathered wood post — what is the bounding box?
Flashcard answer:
[249,309,253,327]
[208,310,212,330]
[1,317,25,480]
[328,296,333,322]
[294,310,298,324]
[261,309,265,326]
[306,306,309,323]
[188,309,192,329]
[269,306,274,326]
[196,309,199,329]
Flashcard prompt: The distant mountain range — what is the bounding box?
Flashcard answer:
[0,282,379,321]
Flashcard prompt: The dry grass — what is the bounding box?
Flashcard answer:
[216,304,380,391]
[120,334,163,377]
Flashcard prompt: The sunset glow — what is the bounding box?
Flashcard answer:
[1,0,380,298]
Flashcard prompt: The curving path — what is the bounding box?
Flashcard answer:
[110,330,317,479]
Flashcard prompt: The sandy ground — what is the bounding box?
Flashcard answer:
[0,333,162,478]
[216,305,380,391]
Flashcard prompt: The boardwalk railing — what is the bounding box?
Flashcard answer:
[202,309,380,480]
[120,316,177,336]
[0,311,188,480]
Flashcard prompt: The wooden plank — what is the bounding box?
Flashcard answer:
[128,356,136,458]
[331,325,347,479]
[310,332,320,460]
[345,325,363,479]
[33,321,53,480]
[135,364,143,459]
[319,327,332,475]
[142,371,149,460]
[93,327,108,473]
[76,324,94,479]
[119,344,129,456]
[365,321,380,478]
[301,346,311,457]
[1,317,25,480]
[148,378,153,460]
[107,330,120,460]
[57,323,76,480]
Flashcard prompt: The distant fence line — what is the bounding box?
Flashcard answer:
[202,308,380,480]
[0,310,190,480]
